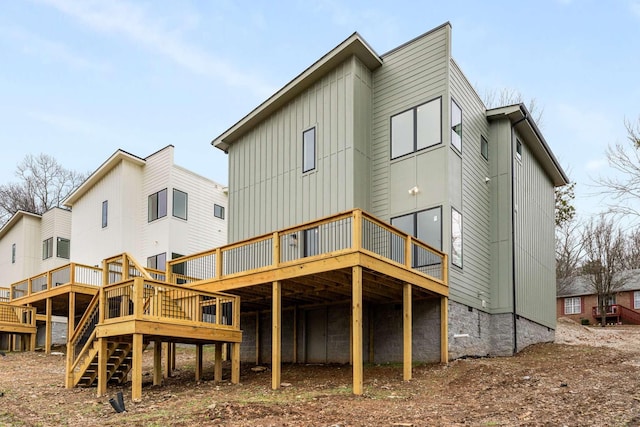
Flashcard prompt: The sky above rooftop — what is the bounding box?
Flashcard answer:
[1,0,638,221]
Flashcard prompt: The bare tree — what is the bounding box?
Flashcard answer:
[482,88,544,127]
[623,227,640,270]
[0,154,88,226]
[555,218,582,294]
[581,216,627,327]
[595,117,640,219]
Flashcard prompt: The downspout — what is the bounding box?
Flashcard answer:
[510,111,528,355]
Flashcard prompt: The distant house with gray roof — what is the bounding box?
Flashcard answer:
[557,271,640,325]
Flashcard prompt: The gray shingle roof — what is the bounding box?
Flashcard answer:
[558,270,640,297]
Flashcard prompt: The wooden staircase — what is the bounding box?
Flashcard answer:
[75,340,145,387]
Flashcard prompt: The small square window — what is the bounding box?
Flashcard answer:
[147,252,167,270]
[303,127,316,173]
[173,189,188,220]
[516,139,523,160]
[57,237,70,259]
[102,200,108,228]
[42,237,53,260]
[214,204,225,219]
[481,136,488,161]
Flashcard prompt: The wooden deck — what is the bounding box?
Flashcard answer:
[0,302,36,351]
[165,209,449,395]
[65,254,242,401]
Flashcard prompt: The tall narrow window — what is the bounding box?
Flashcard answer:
[303,127,316,173]
[172,189,188,220]
[516,139,523,160]
[214,204,225,219]
[451,99,462,152]
[451,208,463,268]
[634,291,640,309]
[481,136,488,160]
[391,97,442,159]
[42,237,53,260]
[148,189,168,222]
[102,200,108,228]
[57,237,70,259]
[11,243,16,264]
[303,227,319,257]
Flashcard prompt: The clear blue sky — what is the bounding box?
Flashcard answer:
[1,0,638,220]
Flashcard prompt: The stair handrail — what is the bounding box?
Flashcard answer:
[66,292,100,386]
[617,304,640,324]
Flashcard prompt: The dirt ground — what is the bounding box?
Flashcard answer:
[2,318,640,426]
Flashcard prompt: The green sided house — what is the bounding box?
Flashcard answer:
[210,22,568,364]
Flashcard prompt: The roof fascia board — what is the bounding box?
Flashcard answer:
[212,33,382,151]
[487,104,569,186]
[63,150,145,207]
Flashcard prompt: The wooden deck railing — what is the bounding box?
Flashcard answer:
[102,277,241,329]
[0,287,9,302]
[0,302,36,327]
[167,209,447,286]
[593,304,640,324]
[9,263,102,300]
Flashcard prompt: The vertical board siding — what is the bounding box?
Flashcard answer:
[513,133,556,328]
[371,26,450,221]
[228,59,362,242]
[447,60,492,309]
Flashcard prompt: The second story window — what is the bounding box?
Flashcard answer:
[57,238,70,259]
[481,136,488,161]
[102,200,108,228]
[214,204,225,219]
[391,97,442,159]
[148,189,168,222]
[303,127,316,173]
[173,189,188,220]
[11,243,16,264]
[42,237,53,260]
[516,139,523,161]
[451,98,462,152]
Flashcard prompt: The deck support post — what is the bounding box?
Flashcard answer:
[352,266,363,395]
[68,292,76,343]
[441,296,448,363]
[403,283,412,381]
[153,340,162,386]
[272,280,281,390]
[231,342,240,384]
[45,297,52,354]
[170,343,176,372]
[195,343,203,382]
[132,333,143,402]
[162,342,169,379]
[214,343,223,382]
[97,337,107,397]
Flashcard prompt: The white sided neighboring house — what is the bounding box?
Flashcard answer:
[63,145,228,269]
[0,207,72,289]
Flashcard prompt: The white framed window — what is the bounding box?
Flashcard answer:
[172,189,188,220]
[564,297,581,315]
[634,291,640,309]
[102,200,108,228]
[391,97,442,159]
[451,208,463,268]
[516,139,523,161]
[451,98,462,152]
[303,127,316,173]
[148,189,168,222]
